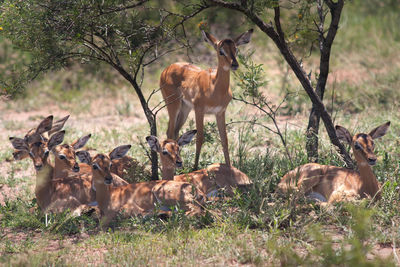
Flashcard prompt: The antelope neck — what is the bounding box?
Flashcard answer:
[162,165,175,180]
[93,180,111,211]
[35,159,53,189]
[212,58,231,90]
[353,150,380,198]
[53,158,70,178]
[159,152,179,180]
[35,159,53,209]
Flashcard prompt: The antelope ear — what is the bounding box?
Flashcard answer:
[24,132,43,145]
[48,115,70,135]
[146,136,161,152]
[234,29,254,46]
[369,121,390,139]
[109,145,131,160]
[202,30,218,50]
[24,128,36,143]
[13,150,29,160]
[335,125,352,144]
[76,151,92,164]
[177,130,197,147]
[72,134,91,150]
[47,130,65,151]
[35,115,54,135]
[9,137,29,151]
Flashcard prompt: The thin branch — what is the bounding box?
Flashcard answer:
[143,46,186,66]
[273,6,285,42]
[95,0,149,17]
[226,120,278,134]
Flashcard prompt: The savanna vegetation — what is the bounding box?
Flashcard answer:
[1,0,400,265]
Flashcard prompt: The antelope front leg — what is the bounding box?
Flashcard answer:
[194,109,205,170]
[216,111,231,166]
[166,99,182,140]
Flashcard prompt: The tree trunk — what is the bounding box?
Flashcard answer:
[306,108,320,162]
[148,116,159,180]
[306,0,344,163]
[114,65,159,180]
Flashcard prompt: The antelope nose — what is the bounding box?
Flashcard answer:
[104,176,113,185]
[12,152,21,160]
[231,63,239,70]
[73,164,80,172]
[368,158,377,165]
[176,161,183,168]
[34,164,43,171]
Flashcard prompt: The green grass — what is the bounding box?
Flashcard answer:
[1,0,400,265]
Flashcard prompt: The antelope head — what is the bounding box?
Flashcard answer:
[202,29,253,71]
[336,121,390,166]
[146,130,197,179]
[52,134,91,173]
[9,131,65,171]
[77,145,131,186]
[12,115,70,161]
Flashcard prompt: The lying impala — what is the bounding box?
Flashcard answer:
[9,129,128,216]
[160,29,253,169]
[10,131,93,214]
[76,146,205,228]
[13,115,133,181]
[278,122,390,203]
[50,133,127,186]
[146,130,252,197]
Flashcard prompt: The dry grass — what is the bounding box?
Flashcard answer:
[1,2,400,265]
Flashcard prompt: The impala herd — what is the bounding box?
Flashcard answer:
[7,29,391,228]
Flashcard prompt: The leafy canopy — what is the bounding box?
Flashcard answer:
[0,0,181,95]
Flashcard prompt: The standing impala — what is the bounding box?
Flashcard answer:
[160,28,254,169]
[278,122,390,203]
[146,130,252,197]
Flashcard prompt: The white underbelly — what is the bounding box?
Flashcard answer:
[307,191,327,202]
[182,98,194,109]
[205,106,224,114]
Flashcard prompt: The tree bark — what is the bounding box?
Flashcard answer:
[306,0,344,162]
[114,65,159,180]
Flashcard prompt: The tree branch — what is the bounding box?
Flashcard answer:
[96,0,149,17]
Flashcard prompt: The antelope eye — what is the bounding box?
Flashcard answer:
[354,142,362,150]
[59,155,66,160]
[92,164,99,170]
